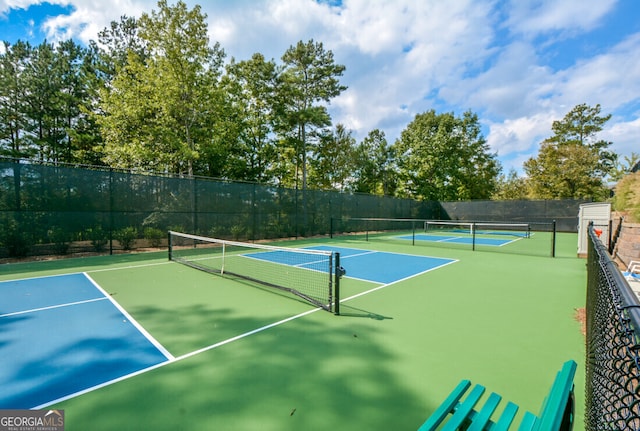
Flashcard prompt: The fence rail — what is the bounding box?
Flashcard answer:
[586,223,640,431]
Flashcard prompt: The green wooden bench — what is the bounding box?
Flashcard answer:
[417,360,577,431]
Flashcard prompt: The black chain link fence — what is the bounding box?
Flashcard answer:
[0,158,586,259]
[0,159,431,258]
[586,223,640,431]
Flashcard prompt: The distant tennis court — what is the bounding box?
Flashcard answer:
[397,233,518,246]
[331,218,557,257]
[403,220,530,247]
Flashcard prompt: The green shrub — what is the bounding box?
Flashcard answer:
[2,229,32,257]
[143,227,164,248]
[208,227,223,238]
[86,226,109,252]
[114,227,138,250]
[230,224,245,240]
[48,227,71,255]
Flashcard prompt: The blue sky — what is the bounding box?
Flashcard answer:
[1,0,639,174]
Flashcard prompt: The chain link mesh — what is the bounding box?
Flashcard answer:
[586,224,640,431]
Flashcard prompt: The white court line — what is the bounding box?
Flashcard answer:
[0,261,173,284]
[494,237,523,247]
[242,253,324,269]
[34,257,457,409]
[35,306,323,409]
[341,258,458,301]
[83,272,175,361]
[0,297,108,318]
[436,237,464,243]
[338,250,378,259]
[0,272,90,283]
[87,260,172,273]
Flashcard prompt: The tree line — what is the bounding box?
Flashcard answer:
[1,0,634,201]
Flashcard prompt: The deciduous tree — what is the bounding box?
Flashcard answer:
[394,110,500,200]
[352,129,397,195]
[492,169,528,200]
[310,124,355,191]
[99,0,225,175]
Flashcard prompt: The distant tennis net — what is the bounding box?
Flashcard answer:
[330,217,557,257]
[424,220,531,238]
[168,231,341,313]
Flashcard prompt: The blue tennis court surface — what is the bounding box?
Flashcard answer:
[0,273,171,409]
[246,246,456,284]
[398,234,516,246]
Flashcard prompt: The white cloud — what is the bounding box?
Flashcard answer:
[315,0,498,144]
[40,0,153,44]
[327,0,426,55]
[487,112,556,155]
[504,0,617,37]
[558,33,640,112]
[0,0,39,14]
[442,40,557,119]
[603,116,640,158]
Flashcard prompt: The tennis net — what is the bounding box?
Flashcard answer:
[168,231,341,313]
[424,220,531,238]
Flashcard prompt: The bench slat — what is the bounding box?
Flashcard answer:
[534,360,577,431]
[418,380,471,431]
[442,384,486,431]
[492,402,519,431]
[517,412,538,431]
[466,392,502,431]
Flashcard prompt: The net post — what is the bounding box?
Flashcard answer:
[334,252,341,316]
[412,221,415,246]
[551,220,556,258]
[168,231,173,261]
[472,222,476,251]
[221,243,226,274]
[365,220,369,242]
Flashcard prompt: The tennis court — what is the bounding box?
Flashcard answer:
[0,233,586,430]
